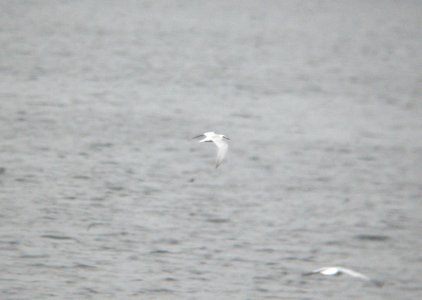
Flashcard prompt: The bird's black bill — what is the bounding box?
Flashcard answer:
[192,134,205,139]
[223,136,230,140]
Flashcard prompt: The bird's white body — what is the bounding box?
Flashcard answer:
[194,131,229,168]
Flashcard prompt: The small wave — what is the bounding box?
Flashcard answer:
[74,263,97,269]
[206,218,230,224]
[150,249,171,254]
[41,235,80,243]
[354,234,390,241]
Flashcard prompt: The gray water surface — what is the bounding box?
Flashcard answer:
[1,1,421,299]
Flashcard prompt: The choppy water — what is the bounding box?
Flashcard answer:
[1,1,421,299]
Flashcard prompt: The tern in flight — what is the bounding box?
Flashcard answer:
[303,266,383,286]
[193,131,230,168]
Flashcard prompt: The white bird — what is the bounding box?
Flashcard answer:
[193,131,230,168]
[303,266,383,286]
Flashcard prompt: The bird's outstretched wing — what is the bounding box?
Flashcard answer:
[337,268,370,281]
[213,139,228,168]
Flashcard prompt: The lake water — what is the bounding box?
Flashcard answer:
[0,1,421,299]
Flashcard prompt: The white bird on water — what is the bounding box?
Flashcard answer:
[193,131,230,168]
[303,266,383,286]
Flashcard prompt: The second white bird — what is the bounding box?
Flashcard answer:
[303,266,384,286]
